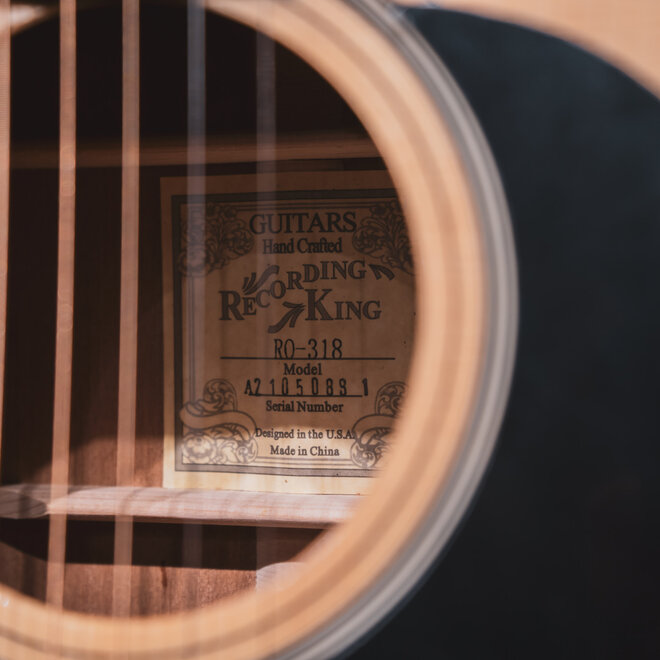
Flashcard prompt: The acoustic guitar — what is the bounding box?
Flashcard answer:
[0,1,653,657]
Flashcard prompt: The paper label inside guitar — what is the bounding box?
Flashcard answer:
[161,171,414,494]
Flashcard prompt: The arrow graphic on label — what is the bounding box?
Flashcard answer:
[268,302,306,333]
[368,264,395,280]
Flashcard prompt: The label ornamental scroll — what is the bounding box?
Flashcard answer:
[161,171,415,494]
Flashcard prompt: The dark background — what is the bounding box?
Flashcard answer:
[350,8,660,659]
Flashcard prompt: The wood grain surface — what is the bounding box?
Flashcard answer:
[10,134,378,169]
[0,484,358,527]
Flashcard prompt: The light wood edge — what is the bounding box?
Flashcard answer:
[10,3,57,34]
[395,0,660,98]
[0,1,489,658]
[0,485,358,528]
[10,134,379,169]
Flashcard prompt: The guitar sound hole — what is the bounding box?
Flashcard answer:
[1,1,415,615]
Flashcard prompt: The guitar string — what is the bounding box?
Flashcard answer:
[254,6,279,586]
[112,0,140,619]
[255,11,277,420]
[181,0,206,613]
[46,0,77,611]
[0,0,10,472]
